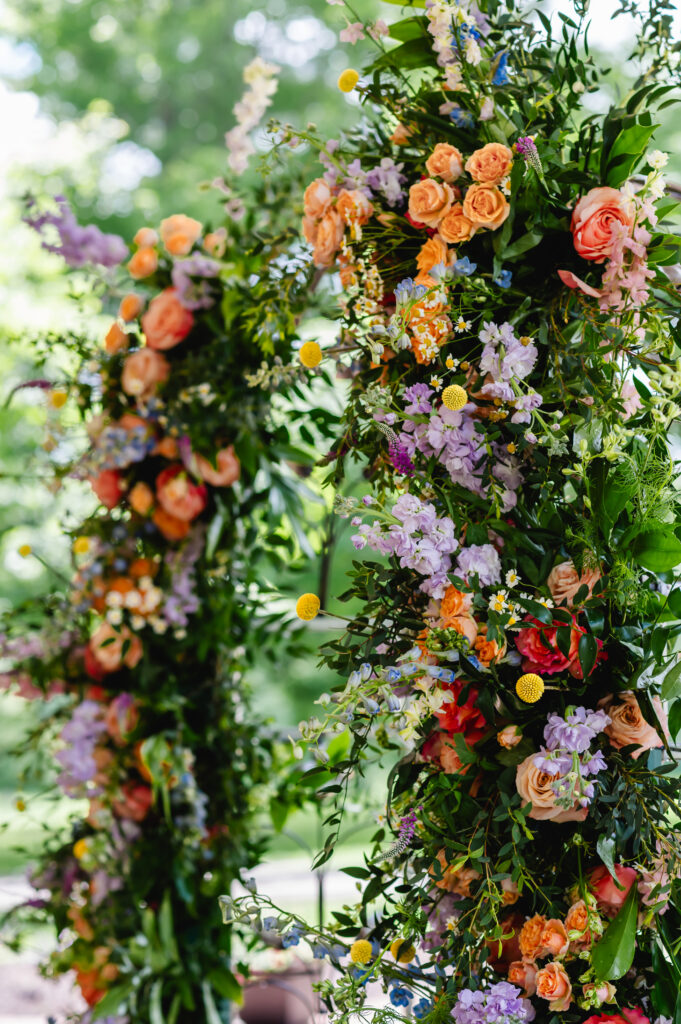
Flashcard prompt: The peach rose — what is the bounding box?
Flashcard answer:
[302,215,317,245]
[121,348,170,399]
[129,481,154,515]
[133,227,158,248]
[152,507,190,541]
[104,322,129,355]
[156,465,207,522]
[312,209,344,268]
[465,143,513,184]
[463,184,510,230]
[336,189,373,228]
[432,850,480,896]
[390,123,412,145]
[416,236,449,278]
[516,754,589,823]
[128,247,158,279]
[112,781,153,822]
[191,445,241,487]
[571,187,634,263]
[535,961,572,1011]
[519,914,546,959]
[159,214,202,255]
[508,960,538,996]
[547,560,601,607]
[408,178,454,228]
[599,691,667,760]
[90,469,124,509]
[565,899,596,948]
[118,293,144,322]
[303,178,333,220]
[90,623,143,674]
[142,288,194,350]
[203,228,227,257]
[589,863,637,917]
[440,738,465,775]
[426,143,464,183]
[438,203,475,245]
[538,918,569,957]
[497,724,522,749]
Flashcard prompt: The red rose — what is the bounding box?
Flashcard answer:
[436,679,487,745]
[90,469,124,509]
[589,863,637,917]
[515,615,604,678]
[583,1011,649,1024]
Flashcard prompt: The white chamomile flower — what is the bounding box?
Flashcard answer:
[489,591,508,613]
[505,569,519,587]
[131,614,146,630]
[106,608,123,626]
[430,376,443,391]
[500,176,511,196]
[105,591,123,608]
[455,317,471,334]
[445,916,458,931]
[537,596,554,609]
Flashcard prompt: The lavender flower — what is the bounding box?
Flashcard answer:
[452,981,535,1024]
[55,700,108,797]
[24,195,127,268]
[163,526,205,627]
[455,544,502,587]
[365,157,407,207]
[516,136,543,176]
[171,254,222,310]
[544,707,611,753]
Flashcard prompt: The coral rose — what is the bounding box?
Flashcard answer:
[303,178,333,220]
[152,507,190,541]
[538,919,569,957]
[547,560,601,607]
[416,236,449,278]
[426,143,464,183]
[463,184,510,230]
[516,755,589,823]
[156,464,207,521]
[118,293,144,322]
[583,1011,649,1024]
[408,178,454,228]
[128,246,158,279]
[90,469,124,509]
[190,445,241,487]
[571,186,634,263]
[336,188,373,228]
[508,960,538,996]
[104,322,129,355]
[129,481,154,515]
[535,961,572,1011]
[142,287,194,350]
[599,691,667,760]
[121,348,170,399]
[112,781,153,822]
[159,214,202,255]
[90,623,143,673]
[465,143,513,184]
[312,209,344,268]
[589,863,637,917]
[438,203,475,245]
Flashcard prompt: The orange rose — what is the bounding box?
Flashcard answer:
[152,507,190,541]
[438,203,475,245]
[426,142,464,183]
[516,754,589,823]
[118,293,144,322]
[463,184,510,230]
[432,850,480,896]
[416,236,449,278]
[303,178,334,220]
[508,960,538,996]
[535,961,572,1011]
[440,586,472,619]
[133,227,158,248]
[156,464,207,522]
[565,899,596,949]
[90,623,143,673]
[121,348,170,399]
[190,445,241,487]
[129,481,154,515]
[497,724,522,749]
[599,691,667,760]
[159,214,203,255]
[547,560,601,607]
[519,914,546,959]
[142,287,194,350]
[312,209,344,268]
[538,918,569,958]
[465,143,513,184]
[473,624,505,667]
[302,215,317,246]
[104,322,129,355]
[408,178,454,228]
[128,246,158,279]
[571,186,634,263]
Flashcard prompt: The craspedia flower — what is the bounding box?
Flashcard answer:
[441,384,467,411]
[516,673,544,703]
[338,69,359,93]
[390,939,416,963]
[296,593,321,621]
[299,341,323,368]
[73,536,91,555]
[350,938,373,964]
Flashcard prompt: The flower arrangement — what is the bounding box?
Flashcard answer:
[227,1,681,1023]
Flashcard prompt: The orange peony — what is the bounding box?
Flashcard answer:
[570,186,634,263]
[121,347,170,399]
[312,209,344,268]
[128,246,158,279]
[141,287,194,350]
[438,203,475,245]
[535,961,572,1011]
[425,143,464,183]
[159,213,202,255]
[408,178,454,227]
[465,143,513,184]
[463,184,510,230]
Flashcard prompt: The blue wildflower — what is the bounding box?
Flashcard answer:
[386,667,402,683]
[467,654,482,670]
[389,984,413,1008]
[492,52,510,85]
[282,928,302,948]
[449,105,475,129]
[363,698,380,714]
[263,916,279,932]
[386,694,401,712]
[414,998,433,1019]
[494,269,513,289]
[350,966,370,986]
[312,943,328,959]
[454,257,477,276]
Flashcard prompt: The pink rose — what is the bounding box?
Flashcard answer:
[583,1011,649,1024]
[141,288,194,350]
[589,863,637,917]
[155,464,207,522]
[599,691,668,760]
[121,348,170,399]
[547,560,601,608]
[90,469,124,509]
[570,186,634,263]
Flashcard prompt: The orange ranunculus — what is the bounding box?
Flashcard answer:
[191,445,241,487]
[141,287,194,350]
[426,142,464,183]
[408,178,454,228]
[128,246,158,279]
[535,961,572,1011]
[121,347,170,399]
[473,624,505,667]
[497,724,522,749]
[570,187,634,263]
[438,203,475,245]
[465,143,513,184]
[156,464,207,521]
[336,189,373,230]
[152,506,191,541]
[312,209,344,268]
[519,914,546,959]
[105,322,129,355]
[90,469,124,509]
[463,184,510,230]
[416,236,449,279]
[129,481,155,515]
[118,293,144,322]
[303,177,334,220]
[90,623,143,674]
[159,213,203,255]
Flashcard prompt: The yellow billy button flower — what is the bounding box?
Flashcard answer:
[296,593,321,621]
[49,389,68,409]
[73,838,89,860]
[441,384,468,411]
[390,939,416,963]
[73,536,91,555]
[516,673,545,703]
[338,68,360,93]
[18,544,32,558]
[350,939,373,964]
[299,341,323,368]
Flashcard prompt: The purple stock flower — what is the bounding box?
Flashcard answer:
[171,254,222,310]
[455,544,501,587]
[452,981,534,1024]
[163,525,205,627]
[24,195,127,268]
[544,707,610,752]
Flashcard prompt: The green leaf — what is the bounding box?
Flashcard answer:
[150,980,165,1024]
[92,984,133,1019]
[668,699,681,740]
[370,37,432,70]
[661,660,681,701]
[578,633,598,678]
[596,834,617,882]
[389,16,427,41]
[605,120,660,186]
[207,968,243,1004]
[632,530,681,572]
[592,885,639,981]
[500,230,543,262]
[202,981,226,1024]
[341,866,371,879]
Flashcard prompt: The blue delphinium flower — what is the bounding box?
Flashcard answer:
[312,942,328,959]
[263,916,279,932]
[450,106,475,129]
[454,257,477,276]
[282,927,302,948]
[494,269,513,289]
[492,52,510,84]
[414,998,433,1019]
[389,984,414,1008]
